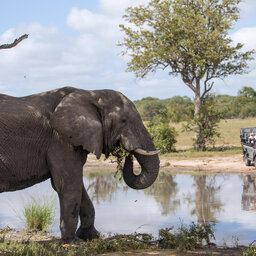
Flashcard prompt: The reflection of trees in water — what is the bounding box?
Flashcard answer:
[242,175,256,211]
[85,171,123,204]
[144,172,179,215]
[186,175,223,225]
[85,171,179,215]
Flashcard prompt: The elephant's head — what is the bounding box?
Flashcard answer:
[50,89,159,189]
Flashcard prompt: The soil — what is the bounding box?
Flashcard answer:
[85,153,255,174]
[160,153,255,174]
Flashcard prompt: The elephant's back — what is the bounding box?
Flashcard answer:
[0,99,52,191]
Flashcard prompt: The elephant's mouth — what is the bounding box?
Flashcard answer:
[109,142,160,190]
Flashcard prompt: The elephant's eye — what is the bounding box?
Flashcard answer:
[121,119,126,124]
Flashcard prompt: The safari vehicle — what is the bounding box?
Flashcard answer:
[241,127,256,167]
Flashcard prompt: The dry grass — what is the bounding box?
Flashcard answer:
[170,118,256,150]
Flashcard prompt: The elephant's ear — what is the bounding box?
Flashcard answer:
[50,92,103,159]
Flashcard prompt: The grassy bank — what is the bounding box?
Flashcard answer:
[161,147,241,160]
[1,222,242,256]
[171,118,256,150]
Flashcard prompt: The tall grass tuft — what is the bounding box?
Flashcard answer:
[23,197,54,232]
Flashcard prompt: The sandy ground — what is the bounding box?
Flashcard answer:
[85,153,255,174]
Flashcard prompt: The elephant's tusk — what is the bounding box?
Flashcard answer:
[134,148,161,156]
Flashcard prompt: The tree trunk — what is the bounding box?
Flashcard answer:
[194,80,206,151]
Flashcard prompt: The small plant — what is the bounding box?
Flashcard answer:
[159,221,215,252]
[243,241,256,256]
[163,161,171,167]
[23,196,55,232]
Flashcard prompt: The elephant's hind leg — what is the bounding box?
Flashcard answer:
[76,184,99,240]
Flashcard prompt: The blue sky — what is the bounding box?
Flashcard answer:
[0,0,255,100]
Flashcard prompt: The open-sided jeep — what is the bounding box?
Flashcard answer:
[241,127,256,167]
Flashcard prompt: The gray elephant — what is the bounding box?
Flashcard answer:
[0,87,159,242]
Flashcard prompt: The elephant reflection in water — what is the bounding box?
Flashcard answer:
[242,175,256,211]
[186,175,223,226]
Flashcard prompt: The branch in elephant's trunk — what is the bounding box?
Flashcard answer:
[134,148,161,156]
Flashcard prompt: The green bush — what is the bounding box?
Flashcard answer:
[243,243,256,256]
[145,122,177,153]
[23,197,54,232]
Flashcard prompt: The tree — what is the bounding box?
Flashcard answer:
[135,97,168,123]
[0,34,28,50]
[167,96,194,122]
[183,95,222,150]
[119,0,255,150]
[238,86,256,98]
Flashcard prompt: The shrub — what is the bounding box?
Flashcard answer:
[23,197,54,232]
[145,122,177,153]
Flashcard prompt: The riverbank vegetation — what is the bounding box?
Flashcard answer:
[0,222,225,256]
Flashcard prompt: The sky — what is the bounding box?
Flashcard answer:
[0,0,256,100]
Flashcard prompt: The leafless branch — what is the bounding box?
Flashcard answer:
[0,34,28,50]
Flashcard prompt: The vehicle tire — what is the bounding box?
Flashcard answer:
[244,156,251,166]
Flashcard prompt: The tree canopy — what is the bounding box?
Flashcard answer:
[119,0,255,150]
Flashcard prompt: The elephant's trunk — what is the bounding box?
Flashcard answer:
[122,152,159,190]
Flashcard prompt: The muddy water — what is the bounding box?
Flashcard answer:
[0,170,256,246]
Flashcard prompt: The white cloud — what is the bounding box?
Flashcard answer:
[239,0,256,15]
[98,0,149,17]
[67,7,121,40]
[231,27,256,51]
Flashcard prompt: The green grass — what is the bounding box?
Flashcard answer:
[161,146,242,159]
[0,222,215,255]
[171,117,256,150]
[23,197,55,232]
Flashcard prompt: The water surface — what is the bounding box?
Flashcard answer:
[0,170,256,246]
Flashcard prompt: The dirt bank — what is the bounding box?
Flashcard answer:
[85,153,256,174]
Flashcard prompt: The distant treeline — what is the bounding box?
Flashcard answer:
[134,86,256,123]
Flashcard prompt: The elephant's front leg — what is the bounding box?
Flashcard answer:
[76,185,99,240]
[47,143,85,242]
[58,186,82,242]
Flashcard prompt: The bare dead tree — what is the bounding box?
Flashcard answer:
[0,34,28,50]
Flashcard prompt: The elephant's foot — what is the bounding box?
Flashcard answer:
[75,225,99,241]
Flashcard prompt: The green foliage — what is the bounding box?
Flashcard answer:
[243,243,256,256]
[0,222,216,255]
[23,197,54,232]
[238,86,256,98]
[184,95,222,151]
[159,222,215,252]
[134,97,168,124]
[145,122,177,153]
[109,146,132,180]
[167,96,194,122]
[119,0,254,80]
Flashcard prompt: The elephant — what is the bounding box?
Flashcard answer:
[0,87,160,242]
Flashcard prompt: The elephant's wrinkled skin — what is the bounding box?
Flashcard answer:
[0,87,159,241]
